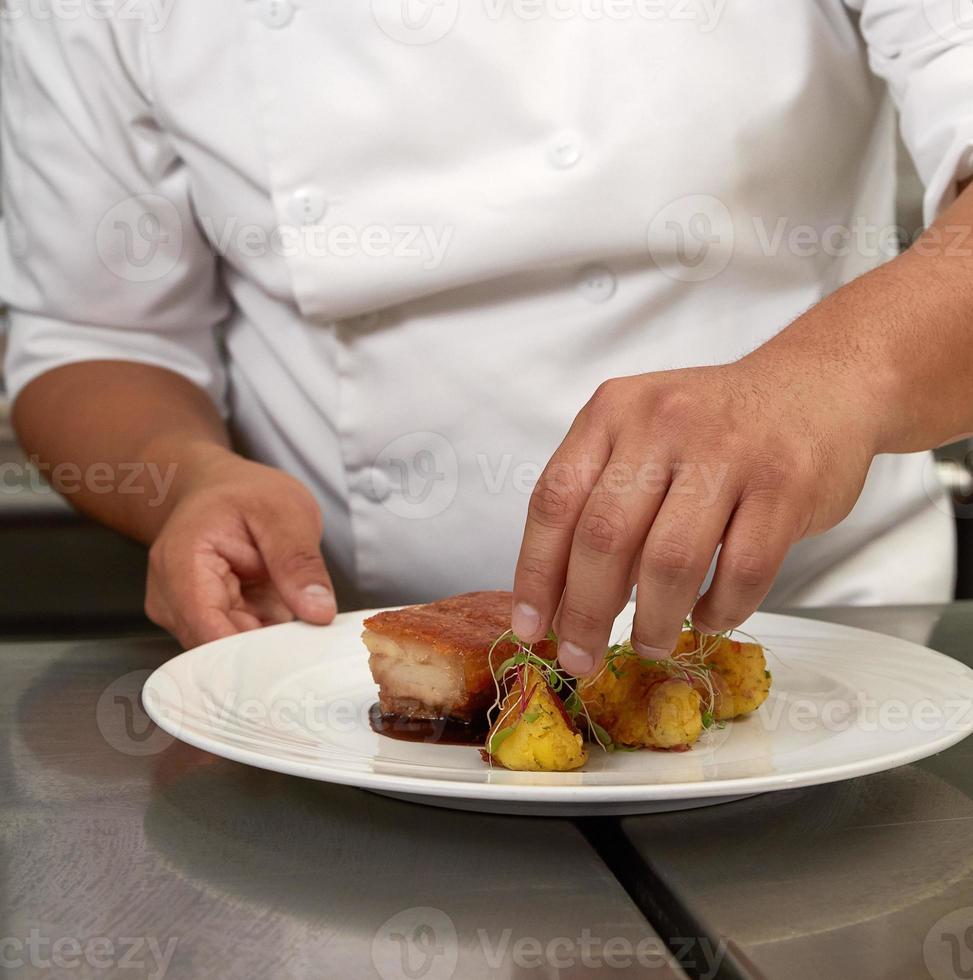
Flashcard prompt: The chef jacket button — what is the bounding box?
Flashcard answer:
[576,264,617,303]
[359,468,391,504]
[288,187,327,226]
[257,0,295,28]
[548,131,583,169]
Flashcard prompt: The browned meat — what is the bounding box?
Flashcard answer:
[363,591,553,723]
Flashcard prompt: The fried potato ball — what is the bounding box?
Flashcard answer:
[700,634,771,720]
[578,658,703,750]
[485,667,588,771]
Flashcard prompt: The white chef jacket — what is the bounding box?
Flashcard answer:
[1,0,970,609]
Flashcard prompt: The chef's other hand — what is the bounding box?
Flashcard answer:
[145,451,336,649]
[511,363,876,676]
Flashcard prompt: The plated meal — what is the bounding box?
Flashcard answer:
[143,599,973,815]
[363,590,771,772]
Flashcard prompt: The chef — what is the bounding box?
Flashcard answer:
[2,0,972,671]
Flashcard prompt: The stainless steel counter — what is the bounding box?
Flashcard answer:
[3,606,972,979]
[600,603,973,980]
[0,634,685,979]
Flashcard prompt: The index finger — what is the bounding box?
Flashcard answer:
[511,425,611,642]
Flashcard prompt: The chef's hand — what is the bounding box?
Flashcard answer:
[511,361,877,675]
[145,450,336,649]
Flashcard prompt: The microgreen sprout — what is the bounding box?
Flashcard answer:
[486,629,615,754]
[590,629,725,724]
[485,609,769,761]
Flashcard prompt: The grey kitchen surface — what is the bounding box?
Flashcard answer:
[0,634,686,979]
[602,603,973,980]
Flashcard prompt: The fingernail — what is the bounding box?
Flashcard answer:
[302,583,336,616]
[632,639,673,661]
[692,623,719,637]
[559,641,596,676]
[512,602,542,640]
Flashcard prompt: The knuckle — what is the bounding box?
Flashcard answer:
[585,379,625,425]
[147,540,167,575]
[277,549,324,579]
[590,379,619,408]
[632,628,677,654]
[698,604,750,632]
[654,386,697,428]
[559,603,607,637]
[516,553,550,589]
[746,449,792,495]
[723,551,771,591]
[528,480,576,529]
[254,474,322,526]
[642,538,700,586]
[577,497,630,557]
[143,593,166,628]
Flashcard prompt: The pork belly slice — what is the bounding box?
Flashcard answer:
[363,591,555,723]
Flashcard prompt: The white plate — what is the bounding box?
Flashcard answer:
[142,608,973,816]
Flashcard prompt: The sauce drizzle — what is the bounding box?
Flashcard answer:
[369,703,487,746]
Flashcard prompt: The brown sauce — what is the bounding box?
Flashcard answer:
[369,703,487,746]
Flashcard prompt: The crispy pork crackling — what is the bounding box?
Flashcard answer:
[363,591,555,723]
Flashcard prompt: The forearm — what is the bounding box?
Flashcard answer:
[12,361,233,543]
[744,180,973,455]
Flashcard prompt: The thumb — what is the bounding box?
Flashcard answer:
[248,504,337,625]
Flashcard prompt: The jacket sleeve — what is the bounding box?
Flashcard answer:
[848,0,973,222]
[0,1,230,407]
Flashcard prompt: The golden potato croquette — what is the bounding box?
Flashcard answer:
[485,667,588,771]
[578,657,703,750]
[699,633,771,719]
